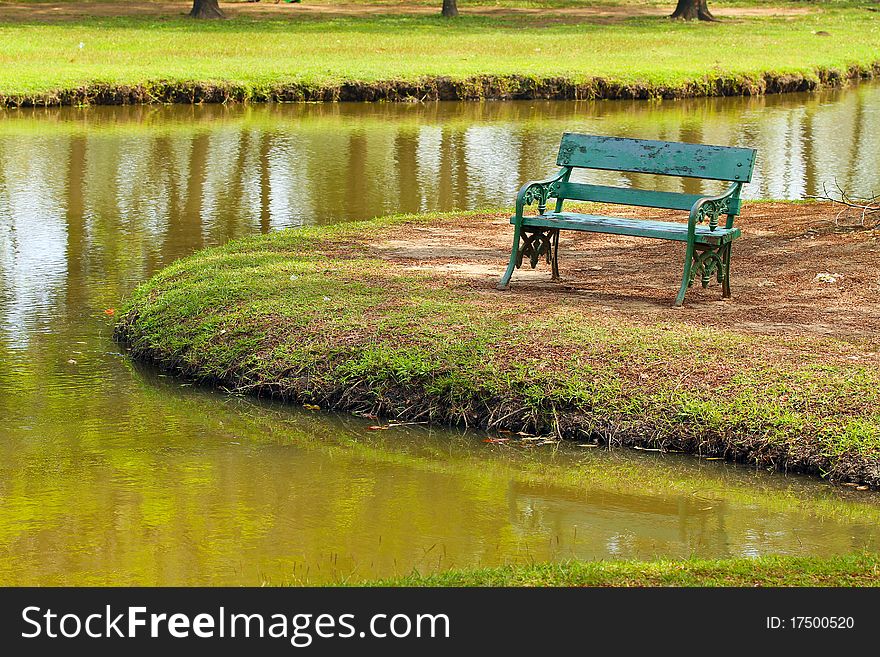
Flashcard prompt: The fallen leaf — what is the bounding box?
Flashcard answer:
[814,272,841,284]
[303,404,321,411]
[104,308,115,316]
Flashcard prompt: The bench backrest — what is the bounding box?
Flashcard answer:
[554,133,756,216]
[557,133,756,182]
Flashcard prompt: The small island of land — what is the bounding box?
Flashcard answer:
[115,201,880,489]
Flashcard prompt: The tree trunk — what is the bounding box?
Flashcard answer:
[670,0,716,21]
[441,0,458,18]
[190,0,225,19]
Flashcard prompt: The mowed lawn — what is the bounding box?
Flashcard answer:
[0,3,878,96]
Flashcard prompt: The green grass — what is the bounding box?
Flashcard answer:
[364,554,880,586]
[114,205,880,488]
[0,5,878,101]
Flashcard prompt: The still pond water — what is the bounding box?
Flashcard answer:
[1,86,880,585]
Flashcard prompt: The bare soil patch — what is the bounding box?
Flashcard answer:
[370,202,880,348]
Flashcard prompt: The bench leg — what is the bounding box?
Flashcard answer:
[721,243,732,299]
[497,223,522,291]
[550,229,560,281]
[674,241,695,307]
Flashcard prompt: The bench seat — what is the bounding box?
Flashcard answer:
[515,212,741,246]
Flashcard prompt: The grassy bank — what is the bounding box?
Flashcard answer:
[113,202,880,488]
[1,4,879,105]
[365,554,880,586]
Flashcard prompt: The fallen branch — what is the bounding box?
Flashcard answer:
[807,181,880,230]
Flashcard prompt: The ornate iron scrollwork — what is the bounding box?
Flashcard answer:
[688,244,726,288]
[695,197,731,231]
[516,228,556,269]
[513,228,561,281]
[521,180,561,215]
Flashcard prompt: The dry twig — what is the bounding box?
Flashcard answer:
[807,181,880,230]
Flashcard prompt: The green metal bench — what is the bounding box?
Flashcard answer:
[497,133,757,306]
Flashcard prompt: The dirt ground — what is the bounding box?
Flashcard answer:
[0,1,815,23]
[369,202,880,348]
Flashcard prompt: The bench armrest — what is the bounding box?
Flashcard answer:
[515,168,569,220]
[688,183,741,235]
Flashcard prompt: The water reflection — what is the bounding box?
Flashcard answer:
[1,369,878,586]
[1,87,879,584]
[1,86,879,347]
